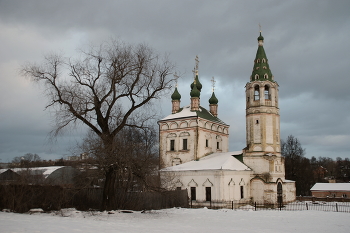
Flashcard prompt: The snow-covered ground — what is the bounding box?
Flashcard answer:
[1,208,349,233]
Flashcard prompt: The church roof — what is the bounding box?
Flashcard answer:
[160,151,251,172]
[160,105,227,125]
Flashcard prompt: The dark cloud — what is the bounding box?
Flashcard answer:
[0,0,349,161]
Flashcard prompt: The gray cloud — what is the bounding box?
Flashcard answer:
[0,0,349,161]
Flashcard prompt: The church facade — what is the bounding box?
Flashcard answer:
[159,33,296,206]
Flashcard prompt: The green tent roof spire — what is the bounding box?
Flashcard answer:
[250,31,274,82]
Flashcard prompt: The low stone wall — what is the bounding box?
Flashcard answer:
[311,190,350,198]
[296,196,350,202]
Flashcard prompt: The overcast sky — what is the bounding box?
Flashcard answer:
[0,0,349,162]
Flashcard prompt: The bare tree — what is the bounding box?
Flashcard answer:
[281,135,313,196]
[10,153,42,168]
[22,40,174,210]
[80,125,160,209]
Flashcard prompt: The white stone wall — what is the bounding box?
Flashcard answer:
[159,128,196,168]
[243,155,285,182]
[158,116,229,168]
[250,179,296,204]
[243,156,270,175]
[160,170,253,202]
[283,181,296,202]
[245,80,280,155]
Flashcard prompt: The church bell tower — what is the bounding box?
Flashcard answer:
[243,31,283,182]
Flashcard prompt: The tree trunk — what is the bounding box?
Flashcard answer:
[101,166,117,210]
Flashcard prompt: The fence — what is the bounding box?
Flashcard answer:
[190,199,350,213]
[2,184,348,213]
[71,188,188,211]
[296,196,350,203]
[0,185,188,213]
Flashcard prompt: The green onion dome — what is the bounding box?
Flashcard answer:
[190,82,200,98]
[209,92,218,104]
[171,87,181,101]
[190,75,202,92]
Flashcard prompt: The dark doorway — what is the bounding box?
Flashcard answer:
[277,182,283,207]
[191,187,196,201]
[206,187,211,201]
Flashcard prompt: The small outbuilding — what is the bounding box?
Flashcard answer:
[0,169,21,183]
[310,183,350,198]
[0,166,80,185]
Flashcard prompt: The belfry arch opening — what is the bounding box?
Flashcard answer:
[254,85,260,101]
[264,85,270,100]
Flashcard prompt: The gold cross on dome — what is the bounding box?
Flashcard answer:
[195,55,199,71]
[211,76,216,92]
[173,72,179,87]
[192,66,196,80]
[259,23,262,32]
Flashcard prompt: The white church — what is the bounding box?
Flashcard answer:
[158,32,296,206]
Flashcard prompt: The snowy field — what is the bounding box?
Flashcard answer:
[1,208,349,233]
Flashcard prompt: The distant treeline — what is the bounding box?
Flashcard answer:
[282,135,350,196]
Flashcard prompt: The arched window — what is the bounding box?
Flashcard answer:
[254,85,260,101]
[262,58,266,63]
[256,59,260,63]
[264,85,270,100]
[167,133,177,151]
[255,74,259,80]
[264,73,268,79]
[180,132,190,151]
[216,135,222,150]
